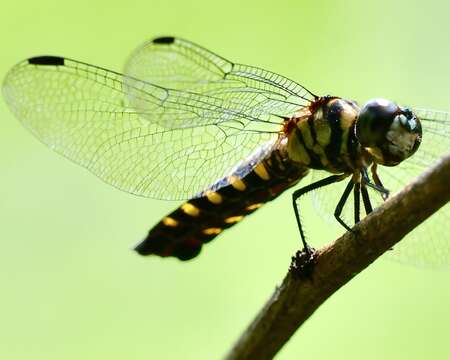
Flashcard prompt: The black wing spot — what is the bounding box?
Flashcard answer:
[28,56,65,66]
[153,36,175,44]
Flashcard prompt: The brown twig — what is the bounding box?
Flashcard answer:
[225,152,450,360]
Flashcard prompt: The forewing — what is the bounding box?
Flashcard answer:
[3,57,285,200]
[123,37,315,127]
[409,109,450,166]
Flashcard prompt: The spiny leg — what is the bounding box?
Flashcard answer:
[333,177,355,232]
[361,173,395,250]
[360,184,373,215]
[370,163,383,186]
[291,174,348,276]
[362,167,389,200]
[353,181,361,224]
[370,164,389,201]
[292,174,347,252]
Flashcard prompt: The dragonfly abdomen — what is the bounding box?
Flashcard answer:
[135,146,309,260]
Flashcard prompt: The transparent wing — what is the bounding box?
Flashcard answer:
[2,38,315,200]
[123,37,316,127]
[311,109,450,268]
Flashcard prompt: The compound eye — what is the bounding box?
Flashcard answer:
[356,99,422,166]
[355,98,398,147]
[397,107,419,132]
[393,107,422,156]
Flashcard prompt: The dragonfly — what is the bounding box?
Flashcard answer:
[3,36,449,265]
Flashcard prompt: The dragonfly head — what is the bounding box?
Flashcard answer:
[355,98,422,166]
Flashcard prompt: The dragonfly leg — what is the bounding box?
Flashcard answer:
[360,183,373,215]
[361,175,395,250]
[362,167,389,200]
[354,181,361,224]
[292,174,347,252]
[361,180,395,249]
[333,177,355,232]
[370,163,384,186]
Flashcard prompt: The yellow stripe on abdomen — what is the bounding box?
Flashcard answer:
[135,149,309,261]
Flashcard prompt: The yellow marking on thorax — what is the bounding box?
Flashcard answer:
[202,227,222,235]
[312,143,329,167]
[287,128,311,165]
[205,190,223,204]
[339,102,358,129]
[224,215,244,224]
[298,119,314,148]
[228,175,246,191]
[181,203,200,217]
[298,116,330,167]
[339,102,359,160]
[162,217,179,227]
[246,203,263,211]
[311,108,334,167]
[254,163,270,180]
[313,114,332,148]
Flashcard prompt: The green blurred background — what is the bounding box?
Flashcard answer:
[1,0,449,359]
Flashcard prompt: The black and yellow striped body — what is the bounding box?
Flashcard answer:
[135,140,309,260]
[135,96,364,260]
[286,96,364,174]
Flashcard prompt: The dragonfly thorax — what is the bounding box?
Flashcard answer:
[286,97,363,173]
[355,98,422,167]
